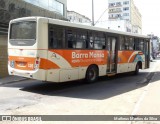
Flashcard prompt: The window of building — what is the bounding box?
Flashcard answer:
[116,8,122,12]
[123,13,129,16]
[24,0,64,15]
[49,0,64,15]
[109,3,115,7]
[116,2,121,6]
[109,9,115,12]
[117,14,121,18]
[68,16,72,20]
[79,18,82,22]
[123,7,129,11]
[39,1,48,9]
[24,0,39,7]
[123,1,129,5]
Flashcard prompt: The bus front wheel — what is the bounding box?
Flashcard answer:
[86,65,98,83]
[135,63,140,75]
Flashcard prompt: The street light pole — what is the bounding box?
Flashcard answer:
[92,0,94,26]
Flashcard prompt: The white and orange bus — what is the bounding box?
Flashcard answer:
[8,17,150,83]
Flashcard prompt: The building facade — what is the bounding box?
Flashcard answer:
[0,0,67,77]
[108,0,142,33]
[96,20,132,32]
[67,11,91,25]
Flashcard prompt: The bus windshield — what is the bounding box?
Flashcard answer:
[10,21,36,40]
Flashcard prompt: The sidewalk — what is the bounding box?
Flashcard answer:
[133,71,160,115]
[0,75,27,85]
[130,60,160,123]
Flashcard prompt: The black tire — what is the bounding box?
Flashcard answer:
[86,65,98,83]
[134,63,139,75]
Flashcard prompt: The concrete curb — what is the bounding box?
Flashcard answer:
[137,72,154,84]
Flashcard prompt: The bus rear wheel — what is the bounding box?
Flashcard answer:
[86,65,98,83]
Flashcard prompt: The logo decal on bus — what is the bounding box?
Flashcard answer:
[72,52,104,59]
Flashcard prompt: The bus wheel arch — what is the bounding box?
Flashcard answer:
[135,61,142,75]
[85,64,99,83]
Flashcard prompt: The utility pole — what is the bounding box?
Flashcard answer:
[92,0,94,26]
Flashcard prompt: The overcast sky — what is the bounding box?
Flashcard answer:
[67,0,160,36]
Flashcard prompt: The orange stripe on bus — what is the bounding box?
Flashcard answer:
[39,58,60,69]
[8,56,60,70]
[8,56,36,71]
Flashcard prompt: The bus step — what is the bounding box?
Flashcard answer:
[107,73,116,76]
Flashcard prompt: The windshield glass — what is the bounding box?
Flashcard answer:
[10,21,36,39]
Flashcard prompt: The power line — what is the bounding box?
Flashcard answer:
[94,8,108,25]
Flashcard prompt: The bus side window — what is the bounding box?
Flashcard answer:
[124,36,129,50]
[67,30,76,49]
[49,30,57,49]
[76,33,87,49]
[49,25,64,49]
[129,37,134,50]
[134,38,139,50]
[89,36,94,48]
[94,32,106,49]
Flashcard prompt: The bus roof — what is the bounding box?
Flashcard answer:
[10,16,149,39]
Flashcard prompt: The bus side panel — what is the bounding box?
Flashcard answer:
[117,51,145,73]
[46,50,107,82]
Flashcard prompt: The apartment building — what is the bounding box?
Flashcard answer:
[67,11,91,25]
[108,0,142,33]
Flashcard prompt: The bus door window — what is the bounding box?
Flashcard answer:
[107,37,116,72]
[145,39,150,68]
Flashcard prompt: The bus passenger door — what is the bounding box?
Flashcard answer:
[144,39,150,68]
[107,37,117,73]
